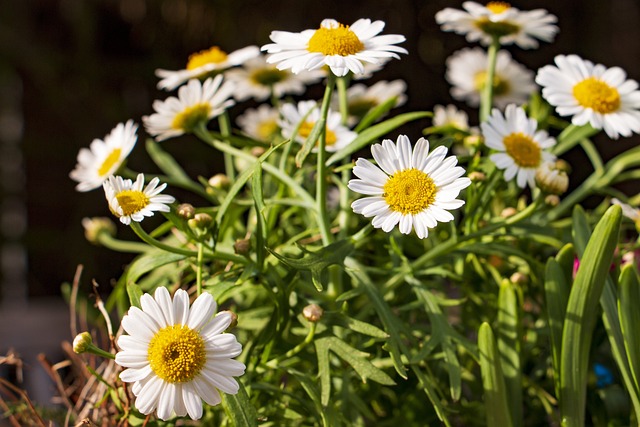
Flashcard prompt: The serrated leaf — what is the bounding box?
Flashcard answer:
[478,322,513,427]
[324,312,389,339]
[269,239,354,291]
[221,382,258,427]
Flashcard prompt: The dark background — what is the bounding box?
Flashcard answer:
[0,0,639,410]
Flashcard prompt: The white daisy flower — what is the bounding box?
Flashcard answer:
[70,120,138,192]
[348,135,471,239]
[156,45,259,91]
[143,76,235,141]
[103,173,175,225]
[432,104,470,131]
[236,104,281,142]
[481,104,557,189]
[334,80,407,125]
[536,54,640,139]
[225,55,325,102]
[435,1,558,49]
[446,47,535,109]
[261,18,407,77]
[279,100,357,152]
[115,287,245,420]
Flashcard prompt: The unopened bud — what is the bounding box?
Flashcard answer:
[73,332,93,354]
[554,159,572,174]
[468,171,486,182]
[250,147,266,157]
[545,194,560,206]
[510,272,527,285]
[233,238,251,255]
[208,174,230,190]
[500,207,518,218]
[177,203,196,220]
[302,304,324,323]
[219,310,238,329]
[536,162,569,195]
[82,217,116,244]
[188,213,213,230]
[463,134,483,148]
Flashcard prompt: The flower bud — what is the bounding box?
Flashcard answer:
[233,238,251,255]
[208,173,230,190]
[188,213,213,230]
[463,133,483,148]
[250,147,266,157]
[177,203,196,220]
[554,159,572,174]
[468,171,486,182]
[73,332,93,354]
[82,217,116,245]
[536,162,569,195]
[545,194,560,206]
[302,304,324,323]
[510,272,527,285]
[500,207,518,218]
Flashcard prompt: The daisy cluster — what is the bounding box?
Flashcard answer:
[66,3,640,426]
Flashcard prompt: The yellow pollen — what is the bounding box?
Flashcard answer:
[474,71,510,96]
[250,68,288,86]
[98,148,122,177]
[572,77,621,114]
[383,168,437,215]
[307,24,364,56]
[503,132,541,168]
[147,325,206,383]
[297,121,337,146]
[186,46,228,70]
[115,190,150,217]
[486,1,511,14]
[171,104,212,131]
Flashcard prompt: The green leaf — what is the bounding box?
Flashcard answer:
[315,336,396,406]
[560,205,621,427]
[326,111,432,166]
[251,161,267,271]
[221,382,258,427]
[354,96,400,132]
[324,312,389,339]
[478,322,513,427]
[125,282,143,309]
[497,280,522,427]
[269,239,354,291]
[145,139,191,184]
[295,117,325,167]
[553,124,599,156]
[618,264,640,396]
[125,251,187,288]
[544,257,569,399]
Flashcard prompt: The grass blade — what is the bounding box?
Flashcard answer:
[478,322,513,427]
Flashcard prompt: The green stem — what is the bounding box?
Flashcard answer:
[196,242,204,296]
[218,112,236,181]
[129,221,247,264]
[479,36,501,123]
[96,232,150,253]
[85,343,115,360]
[317,73,337,246]
[268,323,317,365]
[336,76,350,126]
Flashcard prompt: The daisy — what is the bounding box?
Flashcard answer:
[348,135,471,239]
[236,104,281,142]
[279,100,357,152]
[143,76,235,141]
[481,104,556,189]
[432,104,470,131]
[435,1,558,49]
[536,54,640,139]
[70,120,138,192]
[335,79,407,125]
[156,45,259,91]
[103,173,175,225]
[225,55,325,102]
[446,47,535,109]
[261,18,407,77]
[115,287,245,420]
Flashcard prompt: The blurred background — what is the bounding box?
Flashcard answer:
[0,0,638,409]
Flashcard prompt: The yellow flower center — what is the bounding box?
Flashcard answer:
[486,1,511,14]
[297,121,337,146]
[147,325,206,383]
[474,71,510,96]
[307,24,364,56]
[572,77,621,114]
[98,148,122,177]
[503,132,541,168]
[186,46,228,70]
[257,120,279,140]
[383,168,437,215]
[115,190,150,217]
[250,68,288,86]
[171,104,212,131]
